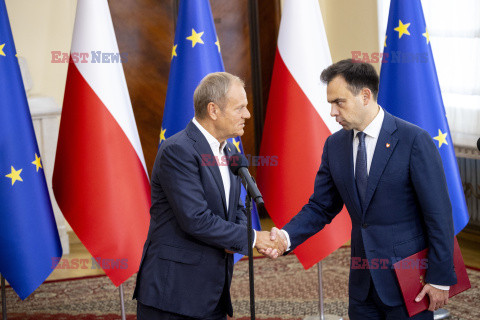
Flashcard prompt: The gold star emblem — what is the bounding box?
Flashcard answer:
[0,43,5,56]
[171,44,177,60]
[6,166,23,185]
[384,35,387,47]
[186,29,204,48]
[215,36,221,53]
[160,127,166,143]
[433,129,448,148]
[232,139,241,152]
[394,20,411,39]
[32,153,43,172]
[422,28,430,44]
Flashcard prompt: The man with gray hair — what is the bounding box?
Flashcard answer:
[133,72,284,320]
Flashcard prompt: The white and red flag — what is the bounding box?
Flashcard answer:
[53,0,150,285]
[257,0,351,269]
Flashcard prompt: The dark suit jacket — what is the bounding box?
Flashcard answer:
[283,110,457,307]
[133,121,250,317]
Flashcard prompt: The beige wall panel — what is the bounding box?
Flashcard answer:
[6,0,76,106]
[319,0,380,72]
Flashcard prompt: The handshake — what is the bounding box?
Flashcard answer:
[254,227,288,259]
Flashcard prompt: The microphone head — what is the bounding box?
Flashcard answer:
[477,137,480,152]
[228,153,248,176]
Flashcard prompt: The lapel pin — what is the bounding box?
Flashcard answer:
[386,143,390,148]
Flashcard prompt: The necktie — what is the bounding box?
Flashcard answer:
[355,132,368,208]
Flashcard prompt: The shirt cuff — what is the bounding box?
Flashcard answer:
[280,229,291,251]
[429,284,450,291]
[252,229,257,248]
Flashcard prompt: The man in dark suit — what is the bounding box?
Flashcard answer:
[262,60,457,319]
[133,72,283,320]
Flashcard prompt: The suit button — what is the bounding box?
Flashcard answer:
[362,223,368,229]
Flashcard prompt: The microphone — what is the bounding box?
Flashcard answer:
[477,137,480,151]
[228,154,265,208]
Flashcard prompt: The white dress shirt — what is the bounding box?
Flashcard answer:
[192,118,257,247]
[192,118,230,210]
[280,109,448,290]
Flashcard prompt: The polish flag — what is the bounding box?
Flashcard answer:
[53,0,150,286]
[257,0,351,269]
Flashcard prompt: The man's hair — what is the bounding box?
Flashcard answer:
[194,72,245,119]
[320,59,379,100]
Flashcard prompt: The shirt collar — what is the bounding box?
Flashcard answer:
[192,117,227,154]
[354,107,384,139]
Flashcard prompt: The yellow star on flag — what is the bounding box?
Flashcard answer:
[32,153,43,172]
[160,127,166,143]
[422,28,430,44]
[232,139,241,152]
[384,35,387,47]
[171,44,177,60]
[186,29,204,48]
[0,43,5,56]
[215,37,221,53]
[433,129,448,148]
[6,166,23,186]
[394,20,411,39]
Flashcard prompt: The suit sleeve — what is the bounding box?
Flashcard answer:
[157,143,250,255]
[410,130,457,286]
[283,137,345,251]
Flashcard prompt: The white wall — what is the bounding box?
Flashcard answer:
[6,0,76,106]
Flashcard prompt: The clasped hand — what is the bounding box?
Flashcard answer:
[254,227,288,259]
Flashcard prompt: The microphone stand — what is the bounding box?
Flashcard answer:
[245,195,255,320]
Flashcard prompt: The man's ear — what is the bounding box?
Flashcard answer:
[207,102,218,120]
[361,88,373,106]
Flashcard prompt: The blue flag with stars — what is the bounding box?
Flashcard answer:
[0,0,62,299]
[161,0,260,263]
[379,0,469,235]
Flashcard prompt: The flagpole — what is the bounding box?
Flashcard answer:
[318,263,325,319]
[1,274,7,320]
[304,263,342,320]
[119,284,126,320]
[245,195,256,320]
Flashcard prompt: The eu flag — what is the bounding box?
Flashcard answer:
[379,0,469,234]
[162,0,260,262]
[160,0,224,143]
[0,0,62,299]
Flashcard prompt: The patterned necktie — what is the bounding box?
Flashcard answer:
[355,132,368,208]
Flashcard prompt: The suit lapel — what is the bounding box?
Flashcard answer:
[187,122,228,216]
[362,112,398,217]
[341,130,363,219]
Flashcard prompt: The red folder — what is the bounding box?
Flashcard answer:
[393,237,471,317]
